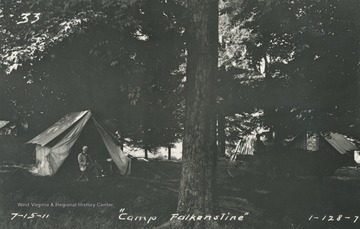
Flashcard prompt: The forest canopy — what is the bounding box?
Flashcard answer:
[1,0,359,146]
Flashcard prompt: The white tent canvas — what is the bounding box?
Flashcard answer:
[27,110,131,176]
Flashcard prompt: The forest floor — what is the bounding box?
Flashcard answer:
[1,154,360,229]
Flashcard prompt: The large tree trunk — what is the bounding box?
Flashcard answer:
[176,0,219,228]
[217,112,226,157]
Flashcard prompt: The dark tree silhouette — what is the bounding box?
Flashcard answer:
[176,0,219,228]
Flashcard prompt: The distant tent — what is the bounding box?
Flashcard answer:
[0,120,21,160]
[27,110,131,176]
[288,131,358,169]
[0,120,17,136]
[0,121,10,130]
[233,135,256,156]
[289,131,358,155]
[0,118,28,136]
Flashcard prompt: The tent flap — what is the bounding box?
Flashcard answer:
[93,118,131,175]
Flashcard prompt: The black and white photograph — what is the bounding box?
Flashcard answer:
[0,0,359,228]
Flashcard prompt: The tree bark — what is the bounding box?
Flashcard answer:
[168,145,172,160]
[217,112,226,157]
[176,0,219,228]
[144,148,148,159]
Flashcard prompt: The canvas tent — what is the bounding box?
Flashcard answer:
[289,131,358,155]
[27,110,131,176]
[288,131,359,170]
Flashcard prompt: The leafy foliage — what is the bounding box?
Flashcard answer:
[0,0,186,150]
[223,0,360,139]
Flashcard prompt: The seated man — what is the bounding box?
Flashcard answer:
[79,145,105,178]
[77,145,89,181]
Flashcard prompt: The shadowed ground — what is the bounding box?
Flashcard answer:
[1,154,360,229]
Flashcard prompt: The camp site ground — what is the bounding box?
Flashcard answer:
[1,143,360,229]
[1,113,359,229]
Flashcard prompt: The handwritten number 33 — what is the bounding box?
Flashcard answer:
[17,13,41,24]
